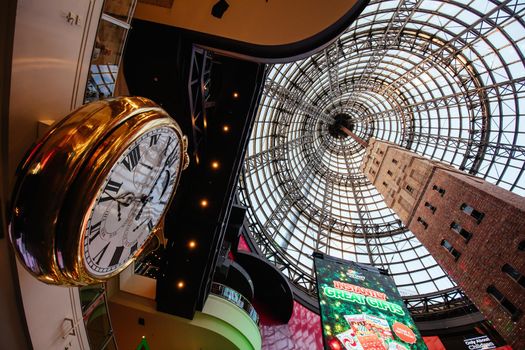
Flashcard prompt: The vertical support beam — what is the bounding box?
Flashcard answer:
[340,126,369,148]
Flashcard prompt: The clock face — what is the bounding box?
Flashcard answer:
[83,126,181,276]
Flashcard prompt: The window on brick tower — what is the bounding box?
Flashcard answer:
[392,158,398,164]
[441,239,452,250]
[387,170,393,176]
[406,185,414,194]
[417,217,428,229]
[487,285,523,321]
[519,240,525,251]
[441,239,461,260]
[424,201,436,213]
[432,184,445,196]
[502,264,525,288]
[450,222,473,242]
[460,203,484,223]
[382,181,388,187]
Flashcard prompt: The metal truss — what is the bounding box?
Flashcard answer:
[238,177,317,294]
[405,288,476,321]
[344,0,422,109]
[244,134,311,176]
[264,80,333,125]
[240,0,525,319]
[239,181,476,316]
[188,47,214,156]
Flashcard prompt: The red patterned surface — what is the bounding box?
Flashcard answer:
[423,336,446,350]
[237,237,323,349]
[238,235,251,252]
[261,301,323,350]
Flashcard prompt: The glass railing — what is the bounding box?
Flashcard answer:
[210,282,259,326]
[134,234,163,279]
[83,0,135,103]
[79,284,118,350]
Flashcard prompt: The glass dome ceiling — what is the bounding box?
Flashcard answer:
[239,0,525,313]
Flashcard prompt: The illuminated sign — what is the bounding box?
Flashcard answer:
[314,254,427,350]
[463,335,496,350]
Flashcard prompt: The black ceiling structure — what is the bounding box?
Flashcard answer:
[124,19,265,318]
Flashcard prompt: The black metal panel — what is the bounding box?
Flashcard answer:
[124,20,265,319]
[235,251,294,325]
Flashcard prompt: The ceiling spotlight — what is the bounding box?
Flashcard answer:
[212,0,229,19]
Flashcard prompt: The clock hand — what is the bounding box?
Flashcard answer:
[135,151,174,220]
[140,161,154,170]
[132,218,148,232]
[159,170,171,198]
[134,195,152,220]
[103,192,143,206]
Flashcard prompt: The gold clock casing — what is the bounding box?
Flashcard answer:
[10,96,189,285]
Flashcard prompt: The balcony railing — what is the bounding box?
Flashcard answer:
[210,282,259,326]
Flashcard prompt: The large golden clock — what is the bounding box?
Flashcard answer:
[10,96,189,285]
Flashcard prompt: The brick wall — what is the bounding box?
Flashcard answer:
[411,169,525,347]
[362,139,525,348]
[362,139,435,224]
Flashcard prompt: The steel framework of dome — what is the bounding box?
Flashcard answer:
[239,0,525,317]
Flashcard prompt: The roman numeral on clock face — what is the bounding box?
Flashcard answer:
[147,220,154,231]
[122,145,141,171]
[168,175,176,187]
[99,179,122,202]
[109,246,124,266]
[130,242,138,255]
[93,242,110,265]
[150,134,159,147]
[89,221,102,243]
[163,137,172,155]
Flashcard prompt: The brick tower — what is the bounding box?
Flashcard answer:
[361,138,525,347]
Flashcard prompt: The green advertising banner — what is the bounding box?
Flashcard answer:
[314,254,427,350]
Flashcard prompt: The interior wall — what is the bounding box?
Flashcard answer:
[4,0,103,348]
[109,291,260,350]
[0,0,31,348]
[134,0,360,46]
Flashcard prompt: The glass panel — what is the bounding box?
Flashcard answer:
[239,0,525,317]
[103,0,134,23]
[79,284,105,313]
[85,295,114,350]
[210,283,259,325]
[84,20,127,103]
[134,235,163,279]
[104,338,118,350]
